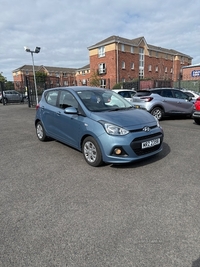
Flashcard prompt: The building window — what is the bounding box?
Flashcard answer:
[121,44,125,52]
[63,72,67,77]
[130,46,134,53]
[165,67,167,73]
[98,46,105,57]
[165,54,168,59]
[122,61,125,69]
[131,62,134,70]
[181,56,184,64]
[149,50,152,56]
[148,65,152,71]
[82,70,85,75]
[170,68,173,73]
[100,79,106,88]
[139,69,144,79]
[98,63,106,74]
[82,79,86,85]
[139,47,144,78]
[155,51,159,58]
[64,81,68,86]
[155,66,158,72]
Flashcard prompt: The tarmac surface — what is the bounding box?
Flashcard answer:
[0,103,200,267]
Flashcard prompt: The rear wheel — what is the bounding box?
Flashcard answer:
[150,107,163,120]
[194,118,200,125]
[36,121,47,141]
[82,136,103,167]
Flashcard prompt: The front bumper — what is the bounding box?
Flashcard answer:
[192,111,200,119]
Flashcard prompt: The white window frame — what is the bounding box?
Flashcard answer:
[98,46,105,58]
[131,46,134,53]
[122,61,125,69]
[98,63,106,74]
[100,79,106,88]
[131,62,134,70]
[148,65,152,71]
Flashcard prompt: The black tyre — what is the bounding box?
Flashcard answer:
[3,98,8,104]
[36,121,48,141]
[150,107,163,121]
[82,136,103,167]
[194,118,200,125]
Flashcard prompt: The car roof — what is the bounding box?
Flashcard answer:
[45,86,107,92]
[112,89,135,92]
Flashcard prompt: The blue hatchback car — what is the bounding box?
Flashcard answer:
[35,86,164,167]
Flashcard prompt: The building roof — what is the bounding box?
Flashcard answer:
[88,35,192,59]
[182,63,200,69]
[13,65,77,73]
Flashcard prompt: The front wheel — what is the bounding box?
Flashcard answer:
[82,136,103,167]
[36,121,48,141]
[150,107,164,121]
[194,118,200,125]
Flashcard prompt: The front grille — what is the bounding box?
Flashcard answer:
[131,133,163,156]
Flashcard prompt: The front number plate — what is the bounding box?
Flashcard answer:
[142,138,160,149]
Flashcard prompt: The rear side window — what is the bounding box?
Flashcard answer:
[134,91,151,97]
[45,91,58,106]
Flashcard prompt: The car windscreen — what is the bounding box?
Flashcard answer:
[76,90,133,112]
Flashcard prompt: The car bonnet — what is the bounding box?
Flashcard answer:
[89,108,157,129]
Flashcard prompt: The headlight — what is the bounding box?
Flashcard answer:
[154,117,160,127]
[99,121,129,136]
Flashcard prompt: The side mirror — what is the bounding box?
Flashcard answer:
[64,107,77,114]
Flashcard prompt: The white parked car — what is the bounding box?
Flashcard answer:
[181,89,200,102]
[112,89,136,102]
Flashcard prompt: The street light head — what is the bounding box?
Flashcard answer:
[35,47,41,53]
[24,46,31,52]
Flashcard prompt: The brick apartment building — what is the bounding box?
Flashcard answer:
[12,65,77,91]
[12,35,193,91]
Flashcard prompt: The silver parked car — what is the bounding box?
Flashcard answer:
[132,88,194,120]
[0,90,24,104]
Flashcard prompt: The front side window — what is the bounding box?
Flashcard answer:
[121,44,125,52]
[122,61,125,69]
[98,46,105,57]
[59,91,78,109]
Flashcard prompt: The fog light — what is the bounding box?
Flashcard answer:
[114,148,122,155]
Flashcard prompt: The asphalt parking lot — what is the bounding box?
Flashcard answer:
[0,103,200,267]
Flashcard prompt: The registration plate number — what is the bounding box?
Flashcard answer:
[142,138,160,149]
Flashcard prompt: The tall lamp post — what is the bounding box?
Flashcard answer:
[24,46,41,105]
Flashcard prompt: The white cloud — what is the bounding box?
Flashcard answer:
[0,0,200,80]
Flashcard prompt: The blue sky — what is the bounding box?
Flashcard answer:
[1,0,200,81]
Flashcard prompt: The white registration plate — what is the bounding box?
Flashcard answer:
[142,138,160,149]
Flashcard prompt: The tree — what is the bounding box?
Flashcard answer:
[89,70,100,87]
[0,72,7,83]
[35,71,47,83]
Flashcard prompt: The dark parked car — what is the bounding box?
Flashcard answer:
[0,90,24,104]
[35,86,164,167]
[131,88,194,120]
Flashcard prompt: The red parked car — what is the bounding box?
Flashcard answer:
[193,97,200,124]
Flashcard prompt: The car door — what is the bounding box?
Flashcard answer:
[171,90,194,114]
[156,89,179,113]
[40,90,59,135]
[52,90,82,148]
